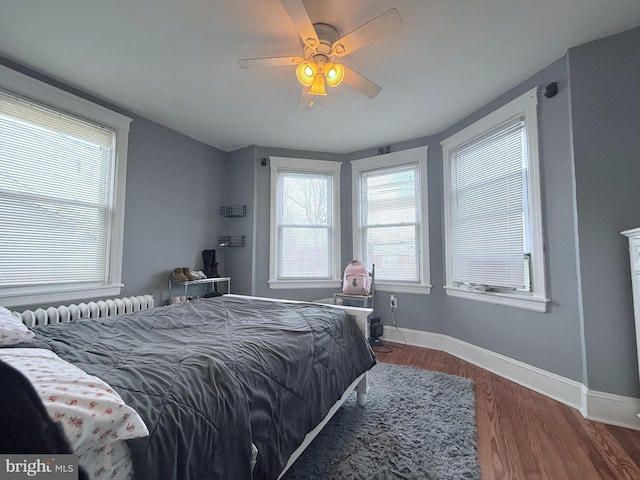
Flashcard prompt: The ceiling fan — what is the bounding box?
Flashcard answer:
[238,0,402,108]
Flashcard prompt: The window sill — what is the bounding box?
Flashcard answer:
[445,285,549,312]
[268,279,342,290]
[374,282,432,295]
[0,283,124,309]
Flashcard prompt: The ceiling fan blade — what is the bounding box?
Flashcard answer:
[342,66,382,99]
[331,8,402,57]
[281,0,320,49]
[238,56,304,68]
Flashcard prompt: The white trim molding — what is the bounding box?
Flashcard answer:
[268,279,342,290]
[382,326,640,431]
[376,282,433,295]
[581,388,640,430]
[445,286,550,312]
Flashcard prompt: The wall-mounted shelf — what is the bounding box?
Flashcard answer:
[218,235,245,247]
[219,205,247,217]
[219,205,246,249]
[219,204,246,252]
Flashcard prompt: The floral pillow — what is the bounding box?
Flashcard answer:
[0,306,35,345]
[0,348,149,456]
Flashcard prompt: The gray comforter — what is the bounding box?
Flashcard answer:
[31,296,376,480]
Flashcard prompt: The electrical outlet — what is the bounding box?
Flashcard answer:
[390,294,397,309]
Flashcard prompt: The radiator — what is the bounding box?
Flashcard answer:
[11,295,155,328]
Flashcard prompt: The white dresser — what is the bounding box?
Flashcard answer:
[622,227,640,417]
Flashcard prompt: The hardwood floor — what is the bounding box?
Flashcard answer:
[372,342,640,480]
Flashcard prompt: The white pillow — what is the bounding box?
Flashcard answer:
[0,348,149,455]
[0,306,34,345]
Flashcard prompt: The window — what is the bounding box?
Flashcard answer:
[0,65,131,307]
[441,87,548,312]
[269,156,342,289]
[351,146,431,294]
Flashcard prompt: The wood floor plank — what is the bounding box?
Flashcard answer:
[562,407,640,480]
[372,342,640,479]
[477,369,528,480]
[527,384,601,479]
[607,424,640,466]
[499,379,553,479]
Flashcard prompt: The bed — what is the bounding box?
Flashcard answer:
[0,294,376,479]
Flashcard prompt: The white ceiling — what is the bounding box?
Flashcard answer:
[1,0,639,154]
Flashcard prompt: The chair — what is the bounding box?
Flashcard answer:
[333,264,375,310]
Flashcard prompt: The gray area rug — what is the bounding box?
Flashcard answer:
[283,362,481,480]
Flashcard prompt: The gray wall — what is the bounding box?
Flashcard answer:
[121,117,227,302]
[224,146,257,295]
[436,57,585,383]
[568,26,640,395]
[4,25,640,398]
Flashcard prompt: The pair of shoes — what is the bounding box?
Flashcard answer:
[170,296,186,304]
[191,270,207,280]
[172,267,197,282]
[182,268,197,281]
[172,267,188,282]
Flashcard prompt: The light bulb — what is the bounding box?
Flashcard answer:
[296,62,317,87]
[324,63,345,87]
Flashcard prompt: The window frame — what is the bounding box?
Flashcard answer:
[351,146,431,295]
[268,156,342,289]
[0,65,131,308]
[441,87,549,312]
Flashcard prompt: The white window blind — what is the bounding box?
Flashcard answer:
[361,164,419,282]
[277,171,332,279]
[449,120,528,290]
[0,89,116,287]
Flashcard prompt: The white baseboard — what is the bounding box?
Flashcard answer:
[381,326,640,431]
[582,388,640,430]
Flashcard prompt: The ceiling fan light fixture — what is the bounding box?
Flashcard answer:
[296,62,317,87]
[239,2,402,105]
[309,73,327,96]
[325,63,345,87]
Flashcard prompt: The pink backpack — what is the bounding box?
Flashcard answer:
[342,260,371,295]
